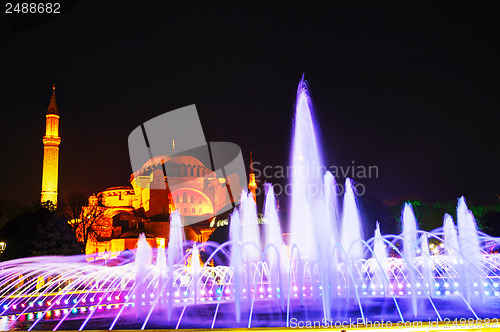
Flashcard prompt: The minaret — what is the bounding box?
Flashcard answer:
[248,151,257,201]
[41,84,61,207]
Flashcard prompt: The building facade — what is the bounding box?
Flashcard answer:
[37,85,255,256]
[83,154,245,255]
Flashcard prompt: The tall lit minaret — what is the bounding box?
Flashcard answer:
[41,84,61,206]
[248,151,257,201]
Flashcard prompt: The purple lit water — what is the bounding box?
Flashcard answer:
[2,78,500,330]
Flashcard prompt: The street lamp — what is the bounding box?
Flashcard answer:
[0,242,5,263]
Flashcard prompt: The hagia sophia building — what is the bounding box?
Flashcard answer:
[40,86,257,255]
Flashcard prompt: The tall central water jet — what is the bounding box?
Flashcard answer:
[289,77,325,261]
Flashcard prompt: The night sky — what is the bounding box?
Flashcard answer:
[1,1,499,206]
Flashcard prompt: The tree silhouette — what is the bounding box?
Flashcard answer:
[0,205,80,261]
[59,191,108,253]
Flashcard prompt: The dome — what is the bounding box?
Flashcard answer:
[168,155,206,168]
[134,154,209,177]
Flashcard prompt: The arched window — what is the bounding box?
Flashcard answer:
[183,208,187,213]
[183,192,187,203]
[191,208,195,213]
[199,208,202,214]
[191,195,195,203]
[199,199,202,204]
[176,195,180,203]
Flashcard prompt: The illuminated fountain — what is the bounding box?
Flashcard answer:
[1,78,500,330]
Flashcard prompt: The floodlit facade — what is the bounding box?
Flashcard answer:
[82,154,246,255]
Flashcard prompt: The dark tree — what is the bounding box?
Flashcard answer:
[31,213,82,256]
[480,210,500,237]
[0,205,81,261]
[58,191,107,252]
[58,191,88,224]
